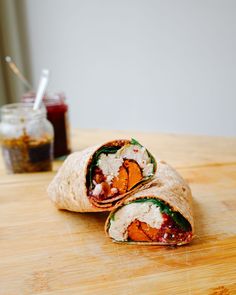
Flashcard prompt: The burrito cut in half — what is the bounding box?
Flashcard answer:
[105,161,194,245]
[47,139,157,212]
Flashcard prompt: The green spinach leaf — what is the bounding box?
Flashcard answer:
[130,138,142,147]
[87,146,120,189]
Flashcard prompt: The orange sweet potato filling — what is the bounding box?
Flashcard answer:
[123,159,143,190]
[91,159,145,199]
[112,166,128,194]
[127,220,151,242]
[105,159,143,196]
[140,221,159,240]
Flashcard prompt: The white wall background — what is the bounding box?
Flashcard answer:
[22,0,236,136]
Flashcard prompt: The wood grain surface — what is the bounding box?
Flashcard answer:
[0,129,236,295]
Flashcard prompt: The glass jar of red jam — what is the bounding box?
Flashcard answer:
[22,92,71,158]
[0,102,54,173]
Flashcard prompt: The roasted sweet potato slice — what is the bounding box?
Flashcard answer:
[112,165,128,194]
[127,220,151,242]
[124,160,143,190]
[140,222,159,240]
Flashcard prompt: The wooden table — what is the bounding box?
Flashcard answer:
[1,129,236,295]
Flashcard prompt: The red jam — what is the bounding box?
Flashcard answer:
[158,214,192,244]
[22,92,71,158]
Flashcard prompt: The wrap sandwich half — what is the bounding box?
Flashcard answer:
[105,160,194,245]
[47,139,157,212]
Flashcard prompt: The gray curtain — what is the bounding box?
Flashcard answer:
[0,0,31,106]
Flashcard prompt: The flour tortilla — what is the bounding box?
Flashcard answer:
[47,139,155,212]
[105,160,194,245]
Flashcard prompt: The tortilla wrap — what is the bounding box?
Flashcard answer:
[105,160,194,245]
[47,139,156,212]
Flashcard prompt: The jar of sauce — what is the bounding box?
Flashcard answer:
[22,92,71,158]
[0,102,54,173]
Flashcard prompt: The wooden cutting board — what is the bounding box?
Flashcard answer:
[0,129,236,295]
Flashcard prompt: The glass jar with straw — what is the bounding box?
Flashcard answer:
[0,69,54,173]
